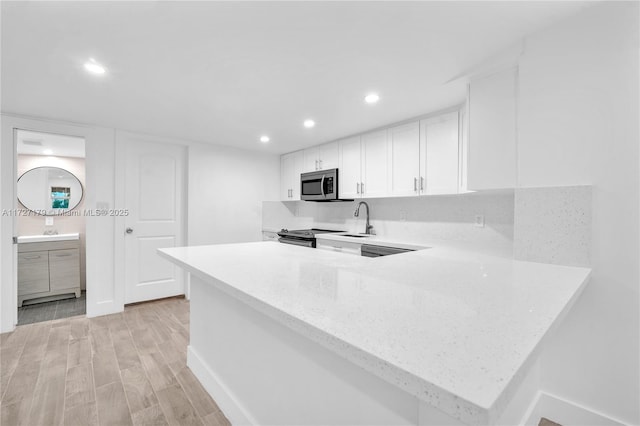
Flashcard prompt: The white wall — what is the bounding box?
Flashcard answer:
[516,2,639,424]
[188,143,280,246]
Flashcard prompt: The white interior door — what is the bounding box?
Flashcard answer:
[124,139,185,304]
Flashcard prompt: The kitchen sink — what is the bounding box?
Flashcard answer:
[341,234,371,238]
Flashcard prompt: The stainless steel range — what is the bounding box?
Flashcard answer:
[277,228,344,248]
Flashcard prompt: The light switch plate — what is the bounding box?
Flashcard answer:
[45,216,54,226]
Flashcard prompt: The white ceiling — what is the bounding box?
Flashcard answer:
[2,1,592,154]
[17,130,86,158]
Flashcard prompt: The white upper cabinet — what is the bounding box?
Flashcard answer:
[302,147,320,173]
[361,129,389,198]
[338,136,362,199]
[420,111,460,195]
[468,67,517,190]
[281,150,304,201]
[282,107,464,201]
[302,141,339,173]
[318,141,339,170]
[388,121,420,197]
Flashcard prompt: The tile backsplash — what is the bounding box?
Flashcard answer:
[514,185,591,267]
[263,190,515,257]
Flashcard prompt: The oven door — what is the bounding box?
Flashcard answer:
[278,237,314,248]
[300,169,337,201]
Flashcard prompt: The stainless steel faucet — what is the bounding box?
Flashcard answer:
[354,201,374,235]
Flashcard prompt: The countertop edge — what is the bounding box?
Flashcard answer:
[485,269,592,423]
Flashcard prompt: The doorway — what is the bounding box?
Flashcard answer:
[15,130,87,325]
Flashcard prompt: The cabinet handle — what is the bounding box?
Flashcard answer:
[23,255,41,260]
[414,177,418,192]
[315,160,318,170]
[53,253,72,257]
[361,182,364,194]
[420,177,425,192]
[319,159,323,169]
[356,183,360,194]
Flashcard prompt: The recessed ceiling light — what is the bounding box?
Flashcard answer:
[84,58,106,75]
[364,93,380,104]
[303,119,315,128]
[43,149,53,155]
[260,135,270,143]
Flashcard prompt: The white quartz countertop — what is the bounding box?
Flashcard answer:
[17,233,80,243]
[159,242,590,424]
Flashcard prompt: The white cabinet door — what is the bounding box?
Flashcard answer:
[125,138,185,304]
[338,136,362,199]
[303,147,319,173]
[319,141,339,170]
[291,150,303,200]
[388,121,420,197]
[361,129,388,198]
[281,154,293,200]
[281,150,304,200]
[468,67,517,190]
[420,111,459,195]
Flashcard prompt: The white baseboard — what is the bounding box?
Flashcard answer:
[187,345,257,425]
[522,391,627,426]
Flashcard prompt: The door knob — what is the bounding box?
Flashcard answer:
[126,227,134,234]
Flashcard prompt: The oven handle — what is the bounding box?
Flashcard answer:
[320,175,325,198]
[278,237,314,248]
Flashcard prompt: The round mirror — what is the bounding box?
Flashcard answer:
[17,167,84,215]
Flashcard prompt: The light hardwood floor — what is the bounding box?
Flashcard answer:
[0,297,230,426]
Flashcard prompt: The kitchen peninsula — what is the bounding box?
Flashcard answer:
[159,242,590,425]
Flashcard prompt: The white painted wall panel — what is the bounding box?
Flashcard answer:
[468,67,517,190]
[188,143,280,246]
[516,3,639,423]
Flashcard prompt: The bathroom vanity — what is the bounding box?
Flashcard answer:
[17,233,81,306]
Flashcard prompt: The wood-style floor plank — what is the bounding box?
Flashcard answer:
[65,363,95,409]
[92,349,121,388]
[175,367,221,418]
[131,404,169,426]
[1,396,33,426]
[112,329,142,371]
[202,410,231,426]
[0,298,230,426]
[69,317,90,340]
[155,382,203,426]
[64,401,99,426]
[95,381,133,426]
[139,350,177,391]
[2,361,42,406]
[67,337,92,368]
[121,365,158,415]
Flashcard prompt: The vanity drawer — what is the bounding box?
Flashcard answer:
[49,249,80,291]
[18,251,50,295]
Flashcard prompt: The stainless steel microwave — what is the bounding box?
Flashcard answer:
[300,168,339,201]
